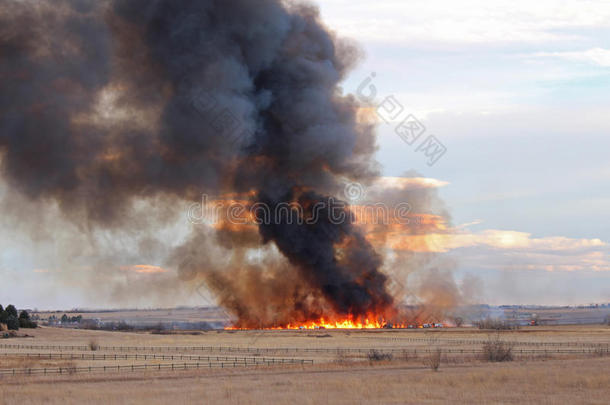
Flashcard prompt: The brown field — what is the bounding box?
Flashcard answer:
[1,325,609,404]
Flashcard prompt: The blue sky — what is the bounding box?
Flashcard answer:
[319,0,610,304]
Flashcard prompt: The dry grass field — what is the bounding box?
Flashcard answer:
[1,357,609,405]
[1,325,609,404]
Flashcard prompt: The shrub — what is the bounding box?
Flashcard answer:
[89,340,100,351]
[426,348,442,371]
[18,310,37,328]
[18,319,37,328]
[116,321,133,331]
[334,352,350,365]
[482,335,514,362]
[79,319,100,330]
[367,350,393,362]
[61,363,77,375]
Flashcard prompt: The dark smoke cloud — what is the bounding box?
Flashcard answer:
[257,191,392,317]
[0,0,398,324]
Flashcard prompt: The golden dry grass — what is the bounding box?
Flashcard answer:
[0,357,608,404]
[0,325,608,404]
[7,323,610,348]
[0,356,77,369]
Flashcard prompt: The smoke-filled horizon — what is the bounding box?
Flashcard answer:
[0,0,455,326]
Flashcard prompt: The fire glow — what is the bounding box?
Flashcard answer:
[226,314,416,330]
[0,0,458,331]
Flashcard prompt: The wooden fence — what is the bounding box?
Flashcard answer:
[1,343,609,355]
[346,336,610,347]
[0,352,310,364]
[0,360,312,377]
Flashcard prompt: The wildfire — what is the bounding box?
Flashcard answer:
[225,314,417,330]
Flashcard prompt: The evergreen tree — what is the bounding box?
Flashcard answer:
[5,305,18,318]
[6,315,19,330]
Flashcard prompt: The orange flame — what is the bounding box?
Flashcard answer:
[225,313,418,330]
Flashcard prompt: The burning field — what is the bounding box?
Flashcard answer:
[2,1,610,404]
[0,0,461,330]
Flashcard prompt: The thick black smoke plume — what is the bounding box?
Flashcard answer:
[0,0,393,324]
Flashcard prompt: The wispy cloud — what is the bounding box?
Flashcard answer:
[375,176,449,190]
[321,0,610,46]
[448,228,610,272]
[448,230,605,251]
[119,265,168,275]
[382,223,609,272]
[530,48,610,67]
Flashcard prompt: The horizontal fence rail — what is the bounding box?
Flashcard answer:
[1,345,608,357]
[0,360,312,377]
[0,352,310,364]
[346,336,610,347]
[0,349,605,378]
[1,343,609,354]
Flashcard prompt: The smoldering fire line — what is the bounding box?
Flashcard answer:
[0,0,453,328]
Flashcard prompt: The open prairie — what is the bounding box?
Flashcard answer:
[1,325,608,404]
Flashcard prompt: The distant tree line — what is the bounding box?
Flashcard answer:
[0,305,38,330]
[46,314,83,324]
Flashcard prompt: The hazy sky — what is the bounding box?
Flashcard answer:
[319,0,610,305]
[1,0,609,309]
